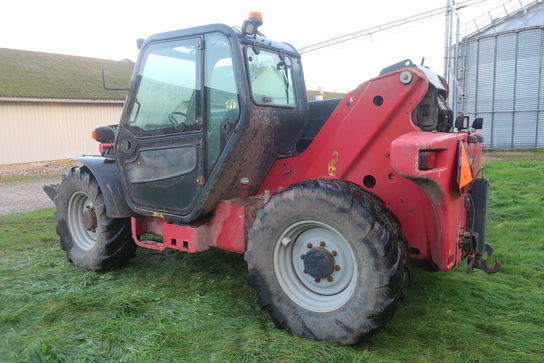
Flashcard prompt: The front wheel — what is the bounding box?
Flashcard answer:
[54,167,136,271]
[245,180,407,344]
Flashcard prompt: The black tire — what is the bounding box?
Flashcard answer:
[245,180,407,344]
[54,166,136,271]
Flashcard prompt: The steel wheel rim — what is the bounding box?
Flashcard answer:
[67,191,97,251]
[273,220,358,313]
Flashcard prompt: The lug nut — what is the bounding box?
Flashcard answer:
[331,250,337,256]
[320,241,326,247]
[335,265,341,271]
[307,243,313,248]
[315,278,321,283]
[300,254,305,260]
[327,276,333,282]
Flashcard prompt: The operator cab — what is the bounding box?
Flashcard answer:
[115,14,308,222]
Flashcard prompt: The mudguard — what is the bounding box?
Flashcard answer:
[74,156,133,218]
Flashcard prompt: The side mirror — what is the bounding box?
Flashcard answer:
[455,115,470,130]
[92,126,115,143]
[136,38,145,50]
[472,117,484,130]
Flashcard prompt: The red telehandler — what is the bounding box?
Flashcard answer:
[44,13,499,344]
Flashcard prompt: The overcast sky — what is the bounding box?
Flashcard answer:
[1,0,510,92]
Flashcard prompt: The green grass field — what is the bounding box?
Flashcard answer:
[1,161,543,362]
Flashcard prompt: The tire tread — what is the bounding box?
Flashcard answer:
[246,179,407,344]
[54,166,136,271]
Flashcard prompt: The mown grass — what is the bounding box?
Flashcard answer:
[0,174,57,183]
[1,161,543,362]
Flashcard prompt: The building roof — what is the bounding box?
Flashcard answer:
[0,48,134,100]
[468,0,544,39]
[0,47,344,102]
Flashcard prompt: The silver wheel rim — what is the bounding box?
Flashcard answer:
[67,191,97,251]
[273,220,358,313]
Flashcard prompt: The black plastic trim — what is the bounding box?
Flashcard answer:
[468,178,489,252]
[74,156,133,218]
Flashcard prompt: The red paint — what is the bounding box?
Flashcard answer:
[258,67,482,271]
[389,132,477,269]
[131,200,250,254]
[99,143,113,154]
[132,66,483,271]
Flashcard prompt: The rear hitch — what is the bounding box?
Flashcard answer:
[464,178,500,274]
[466,245,500,274]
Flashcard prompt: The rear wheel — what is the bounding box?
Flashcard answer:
[245,180,407,344]
[54,167,136,271]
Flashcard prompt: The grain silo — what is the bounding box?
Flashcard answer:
[455,0,544,149]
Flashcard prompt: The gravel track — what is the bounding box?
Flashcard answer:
[0,177,60,216]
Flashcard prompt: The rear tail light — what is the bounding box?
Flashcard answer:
[419,150,438,170]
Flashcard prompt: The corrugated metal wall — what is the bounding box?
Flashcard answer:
[0,100,123,165]
[459,27,544,148]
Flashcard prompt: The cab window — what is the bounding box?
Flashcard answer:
[246,48,296,107]
[124,38,200,135]
[205,33,240,174]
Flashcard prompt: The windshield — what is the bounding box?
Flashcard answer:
[124,38,200,135]
[246,48,296,107]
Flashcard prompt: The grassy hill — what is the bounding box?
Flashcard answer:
[0,48,134,100]
[0,47,343,102]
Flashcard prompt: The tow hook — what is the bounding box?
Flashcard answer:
[466,243,501,274]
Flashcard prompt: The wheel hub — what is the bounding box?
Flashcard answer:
[68,191,98,251]
[303,247,335,279]
[274,221,357,312]
[82,207,97,231]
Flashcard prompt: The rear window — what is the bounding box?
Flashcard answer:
[246,48,296,107]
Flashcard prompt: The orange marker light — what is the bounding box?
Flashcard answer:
[248,11,263,25]
[458,141,473,190]
[91,130,98,140]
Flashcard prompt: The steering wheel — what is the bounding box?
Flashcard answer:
[168,111,188,130]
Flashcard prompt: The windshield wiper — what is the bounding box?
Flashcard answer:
[277,61,290,104]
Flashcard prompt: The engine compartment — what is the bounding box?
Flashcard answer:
[411,85,453,132]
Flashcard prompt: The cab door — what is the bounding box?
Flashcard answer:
[116,37,205,215]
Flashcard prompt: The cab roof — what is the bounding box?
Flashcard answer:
[142,23,299,58]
